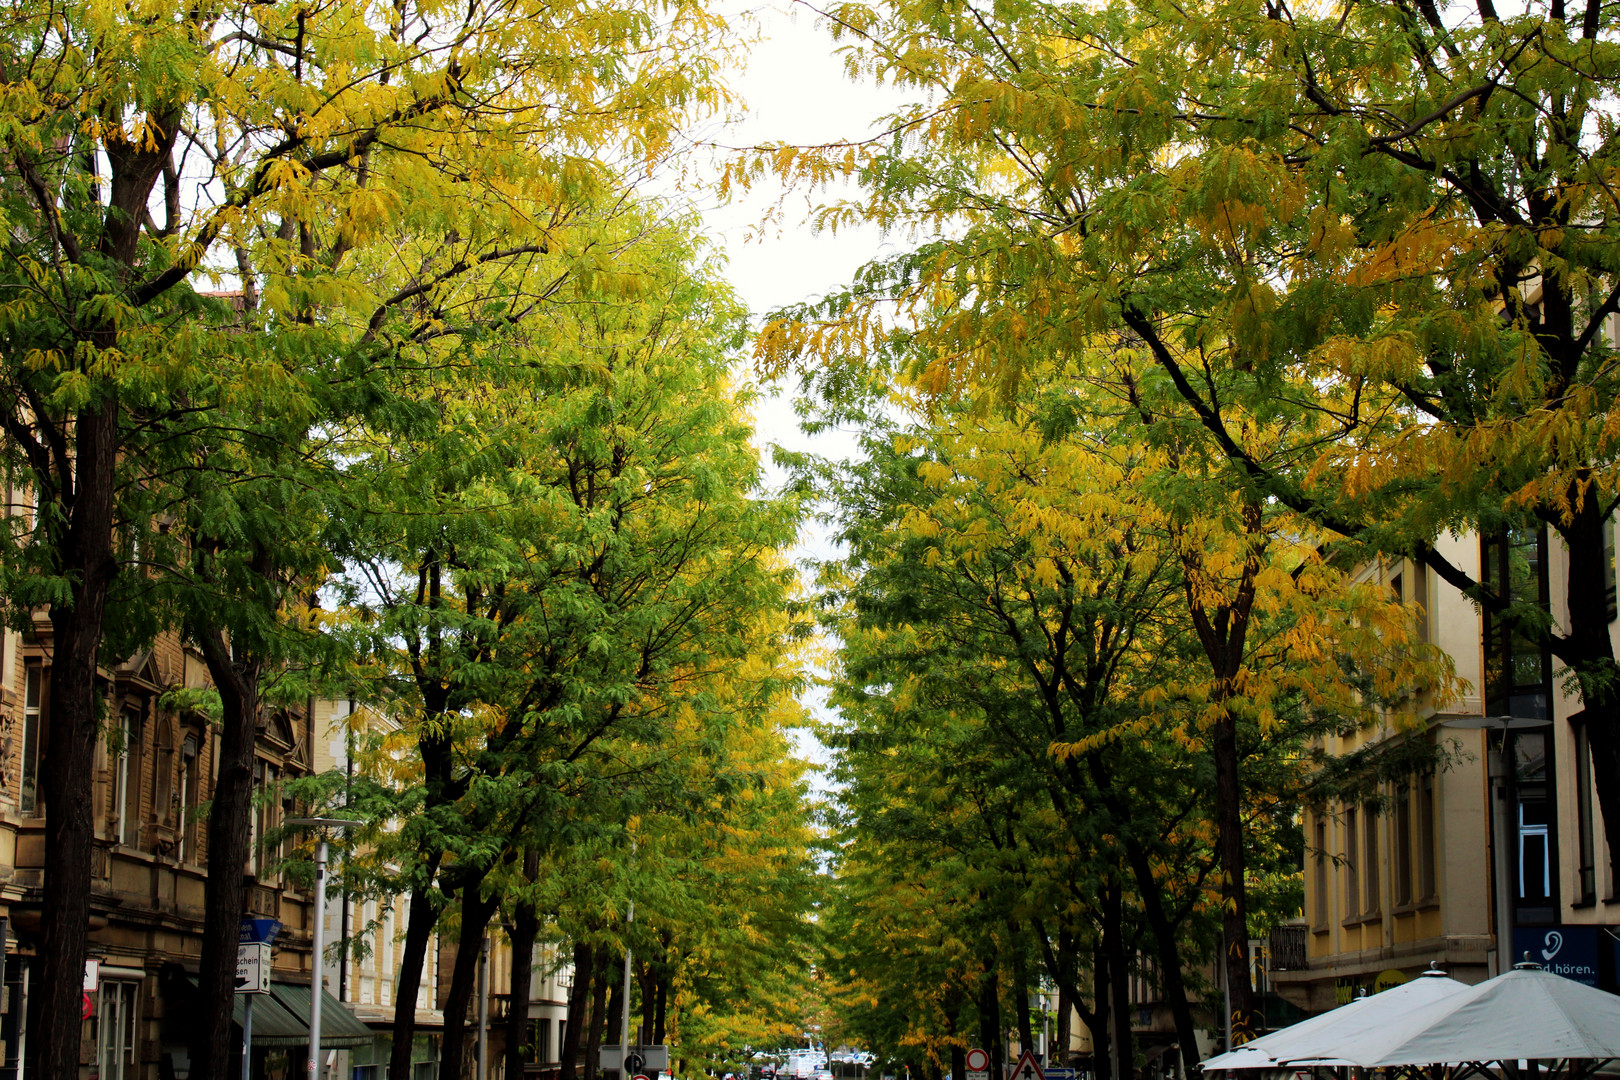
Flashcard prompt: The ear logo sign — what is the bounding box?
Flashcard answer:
[1541,931,1563,961]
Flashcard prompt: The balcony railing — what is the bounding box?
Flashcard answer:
[1268,923,1308,971]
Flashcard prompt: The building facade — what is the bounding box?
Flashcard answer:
[1270,530,1620,1012]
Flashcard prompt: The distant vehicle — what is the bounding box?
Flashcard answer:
[785,1052,827,1080]
[814,1071,834,1080]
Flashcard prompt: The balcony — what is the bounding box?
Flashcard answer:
[1268,923,1308,971]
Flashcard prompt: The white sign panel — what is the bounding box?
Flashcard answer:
[235,942,271,994]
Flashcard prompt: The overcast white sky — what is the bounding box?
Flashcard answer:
[683,3,915,773]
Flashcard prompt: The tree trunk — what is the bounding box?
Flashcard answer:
[1118,836,1201,1068]
[560,943,594,1080]
[37,402,120,1080]
[1212,710,1254,1044]
[585,947,610,1080]
[1101,884,1131,1080]
[637,966,656,1045]
[944,989,966,1080]
[976,960,1002,1072]
[505,850,541,1080]
[604,952,624,1056]
[652,972,667,1045]
[188,626,263,1080]
[388,873,444,1080]
[1558,482,1620,881]
[1056,984,1071,1068]
[392,721,455,1080]
[439,880,500,1080]
[1091,942,1111,1080]
[1009,944,1034,1059]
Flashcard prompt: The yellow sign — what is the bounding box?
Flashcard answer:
[1374,969,1409,992]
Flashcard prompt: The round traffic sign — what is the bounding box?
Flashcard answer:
[81,992,94,1020]
[965,1050,989,1072]
[633,1074,651,1080]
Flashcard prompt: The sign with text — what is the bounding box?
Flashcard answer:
[1512,926,1603,986]
[235,942,271,994]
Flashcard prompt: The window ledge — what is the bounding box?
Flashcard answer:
[1341,912,1383,928]
[1392,898,1440,916]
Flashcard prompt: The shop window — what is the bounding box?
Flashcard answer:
[20,663,44,814]
[95,979,140,1080]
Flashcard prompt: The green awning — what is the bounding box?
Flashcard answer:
[265,981,375,1049]
[232,988,311,1049]
[187,978,375,1049]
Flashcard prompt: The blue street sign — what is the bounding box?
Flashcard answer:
[240,917,282,945]
[1045,1069,1076,1080]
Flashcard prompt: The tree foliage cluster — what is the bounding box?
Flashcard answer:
[800,370,1455,1072]
[0,1,816,1078]
[747,0,1620,1060]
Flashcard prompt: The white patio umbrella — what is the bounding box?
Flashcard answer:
[1314,964,1620,1069]
[1201,967,1470,1071]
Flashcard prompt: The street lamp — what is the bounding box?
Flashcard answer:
[1436,713,1550,978]
[287,817,362,1080]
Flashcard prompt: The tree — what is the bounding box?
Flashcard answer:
[330,212,805,1080]
[799,364,1455,1059]
[0,0,730,1073]
[752,0,1620,878]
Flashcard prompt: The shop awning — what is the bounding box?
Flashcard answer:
[264,982,375,1049]
[187,978,375,1049]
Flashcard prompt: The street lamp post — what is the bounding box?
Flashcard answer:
[287,817,362,1080]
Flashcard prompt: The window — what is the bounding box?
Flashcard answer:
[1417,773,1438,899]
[1412,564,1430,643]
[1518,799,1551,901]
[95,979,140,1080]
[178,733,200,863]
[20,664,44,814]
[1574,719,1597,905]
[250,759,281,878]
[115,707,144,847]
[1363,804,1381,915]
[1607,519,1618,623]
[1313,817,1330,928]
[1511,730,1557,917]
[1394,785,1413,907]
[1343,806,1360,921]
[1482,528,1551,720]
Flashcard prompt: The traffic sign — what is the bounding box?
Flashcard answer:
[1045,1070,1076,1080]
[633,1074,651,1080]
[235,942,271,994]
[1008,1050,1043,1080]
[81,992,93,1020]
[240,918,282,945]
[965,1051,989,1073]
